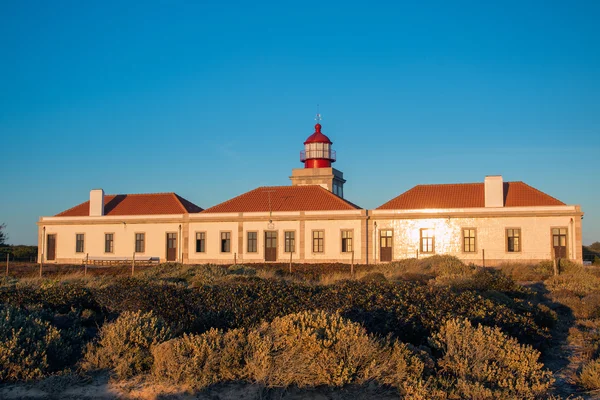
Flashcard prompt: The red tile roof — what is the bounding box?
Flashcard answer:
[202,185,361,213]
[376,182,565,210]
[56,193,203,216]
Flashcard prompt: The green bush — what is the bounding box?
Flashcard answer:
[0,305,63,382]
[83,310,172,379]
[430,318,554,399]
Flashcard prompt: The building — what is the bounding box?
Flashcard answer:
[37,117,583,265]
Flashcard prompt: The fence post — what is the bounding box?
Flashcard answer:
[416,249,419,259]
[351,250,355,278]
[5,253,8,277]
[234,252,237,266]
[132,252,135,277]
[289,251,292,274]
[84,253,88,276]
[482,249,485,268]
[39,259,43,278]
[553,258,559,276]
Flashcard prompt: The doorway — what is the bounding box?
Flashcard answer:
[552,228,567,260]
[47,234,56,261]
[265,231,277,261]
[380,230,393,262]
[166,233,177,262]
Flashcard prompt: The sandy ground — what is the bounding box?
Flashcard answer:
[0,373,400,400]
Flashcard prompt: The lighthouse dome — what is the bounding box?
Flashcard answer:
[304,123,332,145]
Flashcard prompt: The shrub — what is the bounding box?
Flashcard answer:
[433,267,527,295]
[359,272,387,282]
[93,278,200,333]
[546,270,600,297]
[246,310,384,387]
[421,255,473,277]
[497,261,554,282]
[580,358,600,390]
[83,310,172,379]
[0,305,63,382]
[429,318,554,399]
[154,311,428,392]
[153,328,247,388]
[228,265,257,276]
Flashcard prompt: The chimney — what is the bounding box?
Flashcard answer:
[484,176,504,207]
[90,189,105,216]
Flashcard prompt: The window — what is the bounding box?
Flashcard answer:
[463,229,476,253]
[506,228,521,252]
[341,230,353,253]
[75,234,84,253]
[420,228,434,253]
[247,231,257,253]
[221,232,231,253]
[552,228,567,247]
[105,233,114,253]
[312,231,324,253]
[135,233,145,253]
[195,232,206,253]
[284,231,295,253]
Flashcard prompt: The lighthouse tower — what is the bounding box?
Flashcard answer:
[290,114,346,198]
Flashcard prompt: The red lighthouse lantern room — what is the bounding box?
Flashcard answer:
[300,114,336,168]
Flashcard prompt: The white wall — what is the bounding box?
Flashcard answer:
[373,215,577,264]
[38,220,183,263]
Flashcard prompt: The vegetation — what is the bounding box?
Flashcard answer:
[0,223,6,246]
[153,311,427,392]
[0,305,76,381]
[83,311,172,379]
[430,318,553,398]
[0,255,599,398]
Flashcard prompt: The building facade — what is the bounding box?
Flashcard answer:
[37,119,583,265]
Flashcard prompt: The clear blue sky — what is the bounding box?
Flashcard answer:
[1,0,599,246]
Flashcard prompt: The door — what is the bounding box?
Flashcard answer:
[552,228,567,260]
[380,230,393,262]
[47,234,56,261]
[265,231,277,261]
[166,233,177,261]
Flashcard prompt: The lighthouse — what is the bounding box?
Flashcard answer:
[290,114,346,197]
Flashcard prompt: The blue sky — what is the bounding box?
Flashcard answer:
[1,0,599,245]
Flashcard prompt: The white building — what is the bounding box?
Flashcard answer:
[37,118,583,265]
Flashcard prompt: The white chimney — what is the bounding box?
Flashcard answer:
[90,189,105,216]
[484,176,504,207]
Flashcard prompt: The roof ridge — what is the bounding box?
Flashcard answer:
[202,185,361,213]
[102,192,177,197]
[170,193,187,213]
[173,193,204,213]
